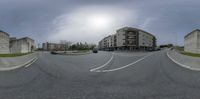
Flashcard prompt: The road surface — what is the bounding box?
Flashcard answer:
[0,50,200,99]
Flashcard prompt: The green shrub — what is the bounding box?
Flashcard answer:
[0,52,33,57]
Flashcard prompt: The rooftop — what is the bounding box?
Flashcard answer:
[185,29,200,38]
[10,37,34,42]
[0,30,9,36]
[117,27,156,38]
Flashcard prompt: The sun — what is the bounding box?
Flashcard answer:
[88,14,112,29]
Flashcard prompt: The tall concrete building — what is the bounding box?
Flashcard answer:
[184,29,200,54]
[99,27,156,51]
[10,37,35,53]
[0,30,10,54]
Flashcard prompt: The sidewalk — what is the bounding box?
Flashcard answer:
[0,52,38,71]
[167,49,200,71]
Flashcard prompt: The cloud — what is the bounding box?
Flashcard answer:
[48,5,137,43]
[1,0,200,45]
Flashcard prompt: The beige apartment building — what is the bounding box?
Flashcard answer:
[184,29,200,54]
[99,27,156,51]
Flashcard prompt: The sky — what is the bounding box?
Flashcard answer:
[0,0,200,46]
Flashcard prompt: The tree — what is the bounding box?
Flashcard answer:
[60,40,72,52]
[89,44,96,49]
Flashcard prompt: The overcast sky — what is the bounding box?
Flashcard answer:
[0,0,200,45]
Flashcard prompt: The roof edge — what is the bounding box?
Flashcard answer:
[185,29,200,38]
[0,30,9,36]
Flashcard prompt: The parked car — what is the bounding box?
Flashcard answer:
[93,48,98,53]
[51,51,58,55]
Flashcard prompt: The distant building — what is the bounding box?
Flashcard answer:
[98,40,104,50]
[104,36,111,50]
[0,30,10,54]
[42,42,65,51]
[99,27,156,51]
[184,29,200,54]
[10,37,35,53]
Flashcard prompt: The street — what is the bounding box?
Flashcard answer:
[0,50,200,99]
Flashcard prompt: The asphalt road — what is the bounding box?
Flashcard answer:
[1,50,200,99]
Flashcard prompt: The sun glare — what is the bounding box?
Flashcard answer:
[88,14,112,29]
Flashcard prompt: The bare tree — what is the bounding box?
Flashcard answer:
[60,40,72,53]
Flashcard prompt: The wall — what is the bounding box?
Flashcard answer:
[184,31,199,53]
[10,40,22,53]
[116,29,125,47]
[0,32,10,54]
[138,31,154,47]
[197,33,200,53]
[110,34,115,47]
[10,38,35,53]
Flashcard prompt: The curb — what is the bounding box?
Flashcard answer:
[166,50,200,71]
[0,57,38,71]
[58,52,92,56]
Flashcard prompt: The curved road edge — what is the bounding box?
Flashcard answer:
[0,57,38,71]
[167,50,200,71]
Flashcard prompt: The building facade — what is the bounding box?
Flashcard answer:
[42,42,65,51]
[0,30,35,54]
[10,37,35,53]
[0,30,10,54]
[184,29,200,54]
[110,34,116,50]
[98,40,104,50]
[99,27,156,51]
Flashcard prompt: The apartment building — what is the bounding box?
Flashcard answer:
[110,34,116,50]
[98,35,116,51]
[99,27,156,51]
[42,42,65,51]
[184,29,200,54]
[104,36,111,50]
[98,40,104,50]
[0,30,10,54]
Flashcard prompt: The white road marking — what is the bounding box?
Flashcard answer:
[25,57,38,68]
[90,53,114,72]
[91,53,154,73]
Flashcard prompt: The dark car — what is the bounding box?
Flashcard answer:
[51,51,58,55]
[93,49,98,53]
